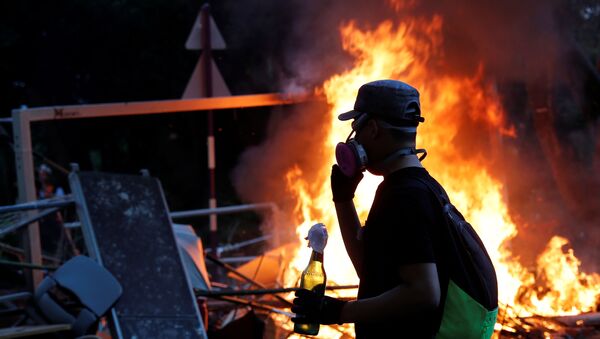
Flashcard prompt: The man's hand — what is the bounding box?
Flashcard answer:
[331,165,364,202]
[291,289,346,325]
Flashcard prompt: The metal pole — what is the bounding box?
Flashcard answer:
[195,285,359,297]
[0,258,58,271]
[201,3,218,255]
[169,202,276,219]
[0,242,61,264]
[205,253,292,307]
[213,295,294,317]
[0,195,73,214]
[12,110,43,288]
[0,207,60,238]
[212,234,271,254]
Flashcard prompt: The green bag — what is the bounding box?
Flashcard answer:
[411,175,499,339]
[437,280,498,339]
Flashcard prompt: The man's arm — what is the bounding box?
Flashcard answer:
[291,262,441,325]
[334,201,364,276]
[340,263,441,323]
[330,165,365,276]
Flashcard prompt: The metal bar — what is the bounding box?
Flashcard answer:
[170,202,276,219]
[0,118,12,124]
[0,208,59,238]
[2,137,69,176]
[0,195,73,214]
[156,175,206,335]
[32,153,70,175]
[214,295,294,317]
[196,285,358,297]
[12,109,43,288]
[12,93,309,123]
[218,256,257,263]
[0,258,58,271]
[0,291,32,303]
[0,242,61,264]
[205,253,292,307]
[68,173,103,265]
[213,234,272,254]
[63,222,81,229]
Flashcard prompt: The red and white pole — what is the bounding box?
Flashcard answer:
[201,3,218,255]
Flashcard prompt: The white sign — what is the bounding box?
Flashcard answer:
[185,13,226,50]
[182,54,231,98]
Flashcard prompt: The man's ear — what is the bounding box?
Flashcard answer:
[367,119,380,139]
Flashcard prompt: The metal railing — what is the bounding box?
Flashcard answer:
[170,202,277,219]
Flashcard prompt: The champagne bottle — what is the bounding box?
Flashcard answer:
[293,248,327,335]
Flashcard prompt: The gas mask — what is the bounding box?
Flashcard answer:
[335,114,427,177]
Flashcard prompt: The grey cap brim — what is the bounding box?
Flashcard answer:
[338,110,363,121]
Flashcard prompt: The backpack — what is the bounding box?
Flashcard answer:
[412,175,499,339]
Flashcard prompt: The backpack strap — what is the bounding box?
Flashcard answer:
[410,175,480,251]
[409,175,495,310]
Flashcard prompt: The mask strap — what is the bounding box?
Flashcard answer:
[345,129,355,143]
[415,148,427,161]
[372,147,428,171]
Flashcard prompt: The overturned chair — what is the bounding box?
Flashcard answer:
[34,255,122,336]
[0,255,122,338]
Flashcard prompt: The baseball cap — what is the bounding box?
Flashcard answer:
[338,80,424,126]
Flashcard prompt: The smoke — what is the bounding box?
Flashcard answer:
[229,0,600,267]
[412,1,564,79]
[398,0,600,268]
[231,101,330,243]
[227,0,397,242]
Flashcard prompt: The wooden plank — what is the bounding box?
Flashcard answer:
[553,312,600,327]
[13,93,310,123]
[11,110,42,289]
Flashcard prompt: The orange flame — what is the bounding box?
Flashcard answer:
[519,236,600,316]
[277,10,599,338]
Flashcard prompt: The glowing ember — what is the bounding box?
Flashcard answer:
[275,8,600,338]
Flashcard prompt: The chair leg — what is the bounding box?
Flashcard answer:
[24,302,49,326]
[11,313,28,327]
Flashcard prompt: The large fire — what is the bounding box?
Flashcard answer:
[275,10,600,338]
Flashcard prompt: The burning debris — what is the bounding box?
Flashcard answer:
[496,306,600,338]
[231,0,600,337]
